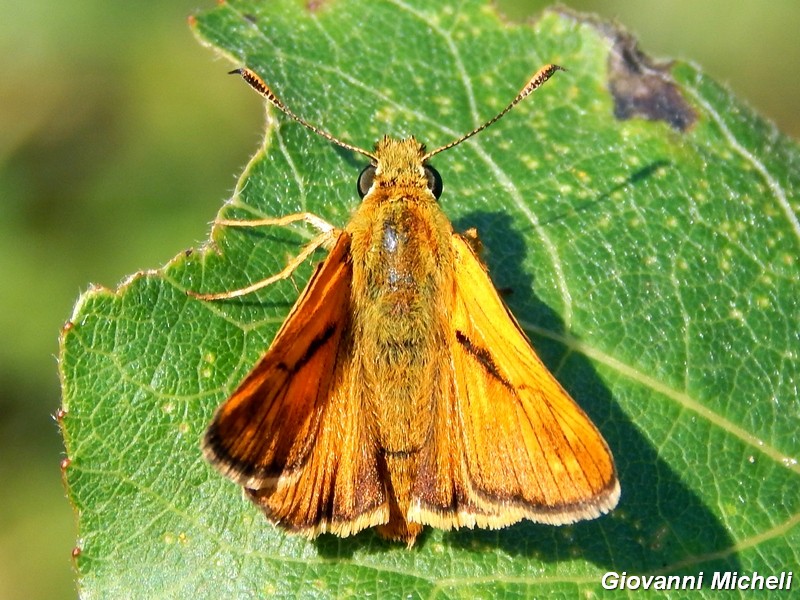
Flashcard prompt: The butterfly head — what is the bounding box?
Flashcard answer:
[356,137,442,201]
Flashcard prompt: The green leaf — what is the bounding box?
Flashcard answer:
[60,1,800,597]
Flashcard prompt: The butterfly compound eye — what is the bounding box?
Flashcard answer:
[357,165,376,198]
[424,165,443,199]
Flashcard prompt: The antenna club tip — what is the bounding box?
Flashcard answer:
[228,68,244,76]
[540,64,566,80]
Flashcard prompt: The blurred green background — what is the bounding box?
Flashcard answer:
[0,1,797,598]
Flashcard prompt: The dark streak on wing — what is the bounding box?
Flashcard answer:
[455,330,514,390]
[206,323,339,479]
[277,322,338,373]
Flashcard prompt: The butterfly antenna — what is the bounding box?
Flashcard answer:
[232,68,377,161]
[423,64,565,160]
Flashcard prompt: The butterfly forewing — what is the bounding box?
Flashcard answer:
[411,235,619,529]
[203,233,390,535]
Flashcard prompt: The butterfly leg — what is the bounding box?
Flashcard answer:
[189,212,339,301]
[215,211,335,236]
